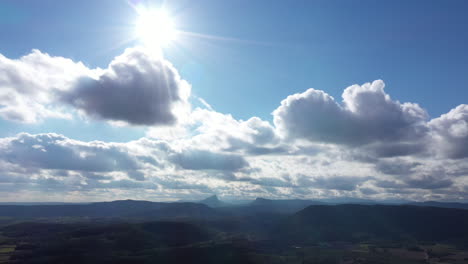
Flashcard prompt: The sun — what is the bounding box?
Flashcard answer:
[135,8,177,48]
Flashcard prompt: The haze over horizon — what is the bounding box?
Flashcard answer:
[1,0,468,203]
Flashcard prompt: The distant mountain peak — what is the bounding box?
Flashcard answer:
[199,195,227,208]
[202,195,219,201]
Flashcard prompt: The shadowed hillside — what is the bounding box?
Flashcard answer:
[276,204,468,245]
[0,200,221,220]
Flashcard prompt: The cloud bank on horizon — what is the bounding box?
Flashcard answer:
[0,48,467,202]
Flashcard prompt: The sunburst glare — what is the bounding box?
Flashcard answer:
[135,8,177,48]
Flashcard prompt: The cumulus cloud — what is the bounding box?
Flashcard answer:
[273,80,428,147]
[0,132,251,200]
[1,48,468,202]
[60,48,191,125]
[0,48,191,125]
[147,108,283,157]
[375,159,421,175]
[405,175,453,190]
[364,142,427,158]
[0,133,141,172]
[296,174,371,191]
[170,149,248,171]
[375,175,453,191]
[174,108,281,154]
[429,104,468,159]
[0,50,90,122]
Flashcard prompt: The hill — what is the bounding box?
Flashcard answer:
[276,204,468,245]
[0,200,220,220]
[408,201,468,210]
[249,198,327,214]
[199,195,229,208]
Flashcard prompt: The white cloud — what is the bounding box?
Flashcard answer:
[0,47,190,125]
[0,49,91,123]
[429,104,468,159]
[1,46,468,201]
[184,108,281,153]
[273,80,428,147]
[0,133,143,172]
[60,47,191,126]
[170,149,248,171]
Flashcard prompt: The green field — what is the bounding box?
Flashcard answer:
[0,246,14,254]
[0,244,15,264]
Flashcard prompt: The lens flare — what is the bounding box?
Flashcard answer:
[135,8,177,48]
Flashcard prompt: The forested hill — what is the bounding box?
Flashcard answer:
[276,204,468,245]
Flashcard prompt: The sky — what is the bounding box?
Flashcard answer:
[0,0,467,202]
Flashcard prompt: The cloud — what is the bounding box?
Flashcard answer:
[128,170,146,181]
[154,175,212,191]
[405,175,453,190]
[0,130,467,201]
[90,179,159,190]
[273,80,428,147]
[0,48,191,126]
[180,109,281,154]
[0,133,142,172]
[60,48,191,125]
[196,96,214,111]
[375,159,421,175]
[147,108,282,156]
[1,47,468,202]
[170,149,248,171]
[429,104,468,159]
[0,50,89,123]
[239,172,371,192]
[296,174,371,191]
[374,164,455,190]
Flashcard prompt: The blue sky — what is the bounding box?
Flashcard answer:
[3,0,468,121]
[0,0,467,202]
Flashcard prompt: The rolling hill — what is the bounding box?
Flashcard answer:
[276,204,468,245]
